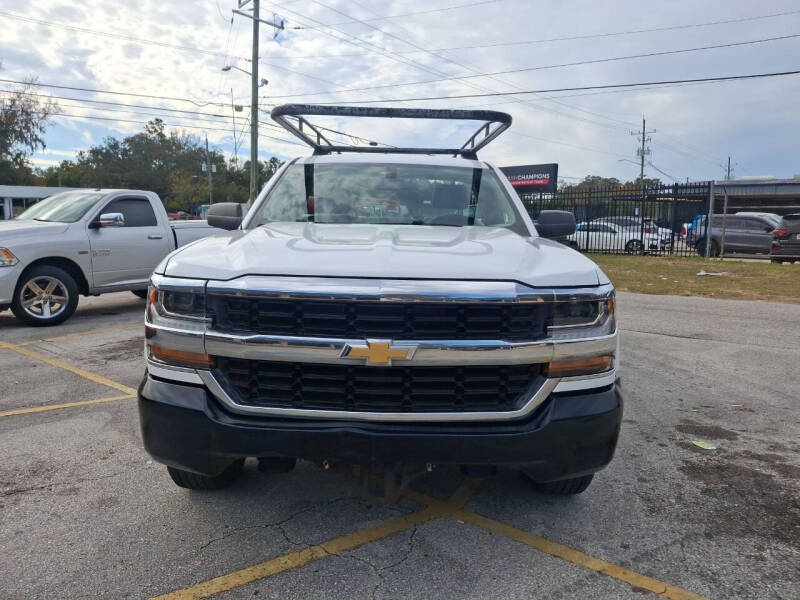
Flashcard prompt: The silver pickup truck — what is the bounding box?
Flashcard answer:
[0,189,221,326]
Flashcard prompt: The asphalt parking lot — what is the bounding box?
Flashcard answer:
[1,291,798,599]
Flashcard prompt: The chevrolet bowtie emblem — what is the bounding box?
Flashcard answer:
[341,340,418,366]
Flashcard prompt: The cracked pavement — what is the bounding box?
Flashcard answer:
[1,291,798,599]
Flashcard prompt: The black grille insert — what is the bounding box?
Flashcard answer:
[209,296,549,341]
[215,357,541,413]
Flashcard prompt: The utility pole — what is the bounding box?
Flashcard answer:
[231,88,238,167]
[205,134,214,205]
[249,0,259,204]
[630,116,655,250]
[726,156,732,181]
[234,0,284,203]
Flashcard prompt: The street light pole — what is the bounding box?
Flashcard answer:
[233,1,283,202]
[250,0,260,204]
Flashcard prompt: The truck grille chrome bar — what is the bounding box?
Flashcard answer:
[199,369,560,422]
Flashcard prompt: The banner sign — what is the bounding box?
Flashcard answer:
[500,164,558,194]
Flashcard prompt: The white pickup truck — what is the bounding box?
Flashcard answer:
[139,106,622,500]
[0,189,222,326]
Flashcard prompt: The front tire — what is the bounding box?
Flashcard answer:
[167,459,244,490]
[625,239,644,254]
[695,239,720,257]
[528,473,594,495]
[11,265,79,326]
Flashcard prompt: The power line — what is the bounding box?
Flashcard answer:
[252,8,800,60]
[272,1,637,134]
[0,11,341,91]
[261,33,800,99]
[3,84,388,146]
[311,69,800,104]
[647,161,680,182]
[0,11,237,60]
[325,0,504,26]
[0,77,229,107]
[506,131,630,159]
[37,110,307,147]
[1,88,234,119]
[394,8,800,54]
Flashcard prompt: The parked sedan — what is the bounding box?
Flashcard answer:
[771,214,800,263]
[569,222,663,253]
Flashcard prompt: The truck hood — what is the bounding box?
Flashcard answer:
[0,220,71,242]
[163,223,602,287]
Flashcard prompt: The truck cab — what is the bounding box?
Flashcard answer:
[0,189,219,325]
[139,106,622,497]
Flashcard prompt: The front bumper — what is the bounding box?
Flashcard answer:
[771,244,800,259]
[138,373,623,482]
[0,262,23,305]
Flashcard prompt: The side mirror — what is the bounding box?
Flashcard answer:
[536,210,576,239]
[90,213,125,228]
[207,202,243,231]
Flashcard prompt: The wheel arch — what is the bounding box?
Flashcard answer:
[18,257,90,295]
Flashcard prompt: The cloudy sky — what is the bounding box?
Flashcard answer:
[2,0,799,183]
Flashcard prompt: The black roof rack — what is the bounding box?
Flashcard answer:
[270,104,512,159]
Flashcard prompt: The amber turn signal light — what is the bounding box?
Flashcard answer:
[544,355,613,378]
[150,346,215,368]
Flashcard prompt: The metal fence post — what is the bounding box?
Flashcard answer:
[719,185,729,257]
[705,181,715,258]
[670,184,678,255]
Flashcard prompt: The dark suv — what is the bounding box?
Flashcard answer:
[688,213,778,256]
[771,214,800,263]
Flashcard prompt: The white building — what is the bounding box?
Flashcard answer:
[0,185,80,220]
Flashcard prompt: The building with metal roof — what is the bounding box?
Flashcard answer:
[713,176,800,215]
[0,185,80,220]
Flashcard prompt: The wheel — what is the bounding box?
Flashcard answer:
[695,240,719,257]
[131,289,148,299]
[167,459,244,490]
[771,258,783,264]
[11,265,79,326]
[625,239,644,254]
[528,473,594,495]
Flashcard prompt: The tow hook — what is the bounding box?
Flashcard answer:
[357,462,435,505]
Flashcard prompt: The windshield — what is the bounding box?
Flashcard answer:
[16,191,105,223]
[249,163,525,233]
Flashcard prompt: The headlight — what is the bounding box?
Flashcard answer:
[160,289,206,318]
[550,297,614,332]
[145,276,212,369]
[545,289,616,378]
[0,248,19,267]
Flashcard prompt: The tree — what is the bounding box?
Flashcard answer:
[35,119,285,214]
[0,64,58,184]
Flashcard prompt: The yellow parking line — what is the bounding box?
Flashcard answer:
[0,340,136,395]
[455,509,710,600]
[151,479,481,600]
[0,395,135,419]
[16,322,141,347]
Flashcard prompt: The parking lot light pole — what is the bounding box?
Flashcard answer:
[221,61,269,203]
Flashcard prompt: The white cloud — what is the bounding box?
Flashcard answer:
[0,0,796,180]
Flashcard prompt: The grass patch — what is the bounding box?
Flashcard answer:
[592,254,800,303]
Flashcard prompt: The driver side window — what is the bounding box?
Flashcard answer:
[101,198,157,227]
